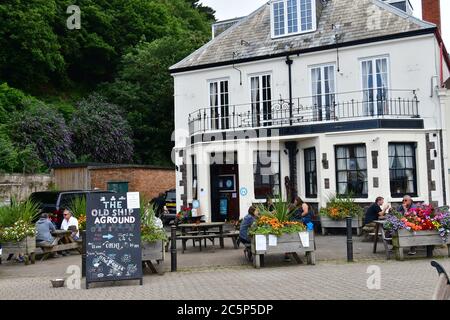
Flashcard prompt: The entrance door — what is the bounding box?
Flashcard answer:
[210,153,240,222]
[250,74,272,127]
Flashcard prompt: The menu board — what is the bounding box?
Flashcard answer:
[85,192,143,289]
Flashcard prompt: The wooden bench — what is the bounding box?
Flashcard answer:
[178,234,217,253]
[36,241,82,261]
[431,261,450,300]
[222,230,240,249]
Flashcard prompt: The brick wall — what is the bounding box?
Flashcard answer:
[89,168,175,200]
[422,0,441,31]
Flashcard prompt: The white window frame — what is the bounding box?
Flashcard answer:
[207,78,230,130]
[249,73,273,128]
[270,0,317,39]
[309,63,337,121]
[359,55,391,117]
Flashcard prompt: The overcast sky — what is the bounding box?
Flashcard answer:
[200,0,450,47]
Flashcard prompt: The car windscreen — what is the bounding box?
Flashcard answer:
[165,191,176,202]
[29,192,59,206]
[59,193,86,208]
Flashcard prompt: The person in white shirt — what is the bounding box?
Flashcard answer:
[61,209,79,240]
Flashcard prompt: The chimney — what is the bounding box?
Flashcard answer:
[422,0,441,31]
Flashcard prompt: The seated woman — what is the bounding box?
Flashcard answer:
[285,197,313,262]
[239,206,259,260]
[290,196,313,225]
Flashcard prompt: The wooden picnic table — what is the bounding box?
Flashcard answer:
[372,220,387,254]
[36,229,82,260]
[178,222,226,252]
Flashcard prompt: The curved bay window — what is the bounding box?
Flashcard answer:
[335,144,368,198]
[389,143,417,197]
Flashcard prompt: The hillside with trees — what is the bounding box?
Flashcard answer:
[0,0,214,172]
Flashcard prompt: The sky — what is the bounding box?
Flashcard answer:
[200,0,450,47]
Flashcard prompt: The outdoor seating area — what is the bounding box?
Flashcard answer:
[36,230,82,261]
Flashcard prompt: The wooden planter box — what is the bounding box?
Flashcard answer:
[141,240,165,275]
[392,229,450,261]
[142,240,165,261]
[251,231,315,269]
[1,236,36,265]
[320,216,363,236]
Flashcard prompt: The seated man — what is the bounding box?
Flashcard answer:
[36,213,57,245]
[61,208,79,240]
[60,209,79,256]
[363,197,390,238]
[35,213,59,258]
[397,195,418,255]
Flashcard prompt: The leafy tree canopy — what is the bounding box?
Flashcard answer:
[101,33,208,166]
[9,99,74,167]
[70,93,134,163]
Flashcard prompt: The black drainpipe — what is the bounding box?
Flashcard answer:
[286,56,293,125]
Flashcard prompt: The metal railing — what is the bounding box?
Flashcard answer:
[188,89,420,135]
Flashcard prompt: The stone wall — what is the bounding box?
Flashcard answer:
[0,174,53,204]
[89,168,176,200]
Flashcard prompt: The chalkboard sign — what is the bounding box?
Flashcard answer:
[85,192,143,289]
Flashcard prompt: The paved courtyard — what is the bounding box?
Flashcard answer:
[0,235,449,300]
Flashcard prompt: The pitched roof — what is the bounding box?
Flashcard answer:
[170,0,435,73]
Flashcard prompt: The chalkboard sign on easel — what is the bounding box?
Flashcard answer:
[85,192,143,289]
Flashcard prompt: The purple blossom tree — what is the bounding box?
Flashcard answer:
[10,99,74,167]
[70,94,134,163]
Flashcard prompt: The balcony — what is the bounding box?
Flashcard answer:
[188,90,420,135]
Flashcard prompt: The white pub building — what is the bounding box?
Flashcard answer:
[170,0,450,222]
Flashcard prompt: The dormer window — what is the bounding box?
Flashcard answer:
[271,0,317,38]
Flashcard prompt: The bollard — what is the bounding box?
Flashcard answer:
[346,216,353,262]
[171,225,177,272]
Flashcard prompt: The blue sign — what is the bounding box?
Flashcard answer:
[192,200,200,209]
[220,198,228,216]
[240,187,248,197]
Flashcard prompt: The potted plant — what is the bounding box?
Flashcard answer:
[248,194,316,268]
[384,205,450,260]
[69,196,86,233]
[0,200,39,265]
[176,206,196,224]
[319,194,364,235]
[141,200,168,265]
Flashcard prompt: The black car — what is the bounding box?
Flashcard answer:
[29,190,114,228]
[161,189,177,225]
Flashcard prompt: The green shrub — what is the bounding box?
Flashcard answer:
[319,194,364,220]
[0,199,40,228]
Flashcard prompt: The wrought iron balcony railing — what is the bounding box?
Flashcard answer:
[188,89,420,135]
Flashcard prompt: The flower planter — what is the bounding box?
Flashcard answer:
[141,240,165,275]
[1,236,36,265]
[251,231,315,269]
[320,216,363,236]
[392,229,450,261]
[141,240,165,262]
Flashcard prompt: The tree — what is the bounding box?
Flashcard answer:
[101,33,209,165]
[185,0,216,21]
[9,99,74,167]
[0,0,215,92]
[0,126,18,173]
[0,83,28,124]
[0,1,66,91]
[70,93,134,163]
